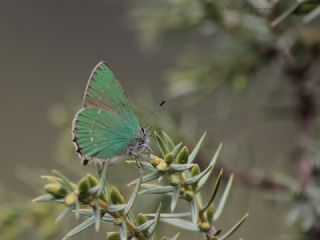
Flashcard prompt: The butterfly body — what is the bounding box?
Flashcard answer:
[72,62,147,165]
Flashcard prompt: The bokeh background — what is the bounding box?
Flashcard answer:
[1,1,320,240]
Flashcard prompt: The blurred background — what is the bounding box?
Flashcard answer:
[1,0,320,240]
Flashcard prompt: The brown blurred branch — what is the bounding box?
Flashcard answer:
[281,45,319,192]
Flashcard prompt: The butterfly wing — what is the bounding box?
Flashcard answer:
[72,62,140,161]
[83,62,138,125]
[73,108,137,160]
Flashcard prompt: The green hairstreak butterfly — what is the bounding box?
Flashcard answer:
[72,62,148,165]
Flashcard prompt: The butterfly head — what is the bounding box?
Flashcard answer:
[127,127,149,157]
[138,127,148,146]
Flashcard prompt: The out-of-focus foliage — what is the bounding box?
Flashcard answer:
[0,186,62,240]
[131,0,320,239]
[132,0,320,103]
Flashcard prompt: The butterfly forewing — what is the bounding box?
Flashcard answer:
[84,62,138,125]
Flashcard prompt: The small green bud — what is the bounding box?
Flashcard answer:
[176,146,189,164]
[199,222,211,232]
[154,131,169,155]
[164,152,173,165]
[169,174,180,185]
[160,237,170,240]
[87,174,99,187]
[110,187,125,204]
[65,193,77,206]
[78,176,90,196]
[183,190,195,201]
[190,164,201,177]
[106,232,120,240]
[206,204,215,224]
[45,183,67,197]
[113,218,122,226]
[137,213,148,225]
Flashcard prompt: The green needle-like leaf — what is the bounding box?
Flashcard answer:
[217,213,249,240]
[196,144,222,192]
[62,216,96,240]
[125,177,142,215]
[106,232,120,239]
[145,212,191,218]
[102,213,115,222]
[171,184,181,212]
[129,171,162,186]
[89,163,109,196]
[190,199,199,224]
[201,169,223,213]
[188,132,206,164]
[271,2,301,27]
[171,143,183,158]
[148,203,162,236]
[126,160,155,171]
[304,4,320,23]
[161,218,199,231]
[120,218,128,240]
[135,220,155,233]
[107,204,127,213]
[162,131,175,150]
[93,206,101,232]
[170,232,180,240]
[169,164,195,171]
[32,194,55,202]
[52,170,75,191]
[140,186,174,195]
[56,206,74,223]
[213,174,234,221]
[155,131,169,156]
[77,209,93,217]
[185,164,214,185]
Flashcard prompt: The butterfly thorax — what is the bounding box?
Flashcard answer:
[127,127,148,157]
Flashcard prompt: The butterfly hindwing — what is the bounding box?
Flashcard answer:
[73,108,138,159]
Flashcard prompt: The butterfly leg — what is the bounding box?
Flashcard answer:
[142,144,154,154]
[129,150,144,172]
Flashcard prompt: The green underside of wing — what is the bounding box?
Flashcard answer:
[73,108,140,159]
[84,62,139,124]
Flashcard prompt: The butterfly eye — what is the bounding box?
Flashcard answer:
[141,127,145,134]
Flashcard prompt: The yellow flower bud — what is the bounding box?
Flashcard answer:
[151,154,163,166]
[45,183,67,197]
[199,222,211,232]
[65,193,77,206]
[156,161,169,172]
[206,204,215,224]
[169,174,180,185]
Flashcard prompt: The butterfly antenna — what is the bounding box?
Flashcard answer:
[143,99,167,135]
